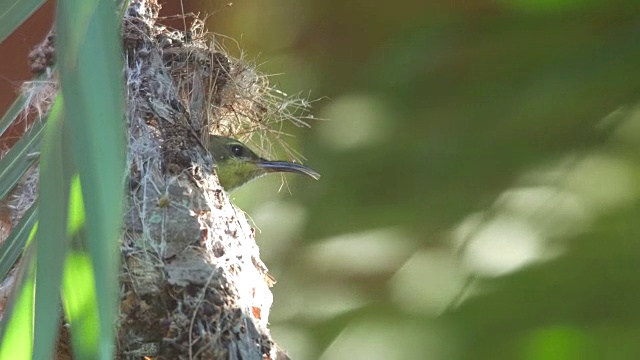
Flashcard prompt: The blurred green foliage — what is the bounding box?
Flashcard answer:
[204,0,640,358]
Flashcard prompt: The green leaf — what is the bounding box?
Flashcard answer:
[0,94,27,138]
[0,245,36,360]
[0,203,37,282]
[66,175,85,235]
[32,97,71,360]
[0,100,60,360]
[62,250,100,359]
[0,120,44,201]
[0,0,45,43]
[61,176,101,359]
[56,0,125,358]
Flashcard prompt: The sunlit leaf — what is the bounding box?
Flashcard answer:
[56,0,125,358]
[67,176,85,235]
[0,248,36,360]
[62,251,100,359]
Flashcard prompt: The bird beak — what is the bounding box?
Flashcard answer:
[257,160,321,180]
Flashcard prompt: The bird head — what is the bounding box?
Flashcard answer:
[207,136,320,191]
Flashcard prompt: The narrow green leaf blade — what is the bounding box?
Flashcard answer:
[62,250,100,359]
[61,176,101,359]
[32,98,71,360]
[0,241,37,360]
[0,0,46,44]
[0,94,27,138]
[0,120,44,200]
[0,203,37,282]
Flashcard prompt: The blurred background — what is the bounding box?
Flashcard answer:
[4,0,640,359]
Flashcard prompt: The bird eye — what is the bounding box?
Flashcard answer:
[230,144,244,157]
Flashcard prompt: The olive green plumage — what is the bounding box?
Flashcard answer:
[207,136,320,190]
